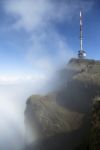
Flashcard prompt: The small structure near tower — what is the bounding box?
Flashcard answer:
[78,11,86,59]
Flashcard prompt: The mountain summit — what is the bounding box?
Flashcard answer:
[24,58,100,150]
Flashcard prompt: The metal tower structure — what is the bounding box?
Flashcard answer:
[78,11,86,59]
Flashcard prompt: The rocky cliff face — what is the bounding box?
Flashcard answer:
[24,58,100,150]
[89,97,100,150]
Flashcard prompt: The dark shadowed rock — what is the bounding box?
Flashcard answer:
[89,97,100,150]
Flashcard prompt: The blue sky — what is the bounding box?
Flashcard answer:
[0,0,99,83]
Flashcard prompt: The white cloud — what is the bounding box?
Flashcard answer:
[4,0,49,31]
[0,74,47,85]
[4,0,93,31]
[27,30,75,75]
[0,72,50,149]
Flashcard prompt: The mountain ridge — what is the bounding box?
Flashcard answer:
[24,58,100,150]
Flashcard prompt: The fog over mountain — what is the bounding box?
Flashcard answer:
[0,76,51,150]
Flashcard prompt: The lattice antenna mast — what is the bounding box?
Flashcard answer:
[78,11,86,58]
[80,11,83,51]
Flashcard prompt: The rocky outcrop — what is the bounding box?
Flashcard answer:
[24,58,100,150]
[25,94,83,138]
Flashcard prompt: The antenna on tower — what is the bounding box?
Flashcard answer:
[78,10,86,59]
[80,11,83,51]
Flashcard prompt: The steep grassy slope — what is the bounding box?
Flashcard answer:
[25,94,83,138]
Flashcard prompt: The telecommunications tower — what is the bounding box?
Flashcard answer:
[78,11,86,58]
